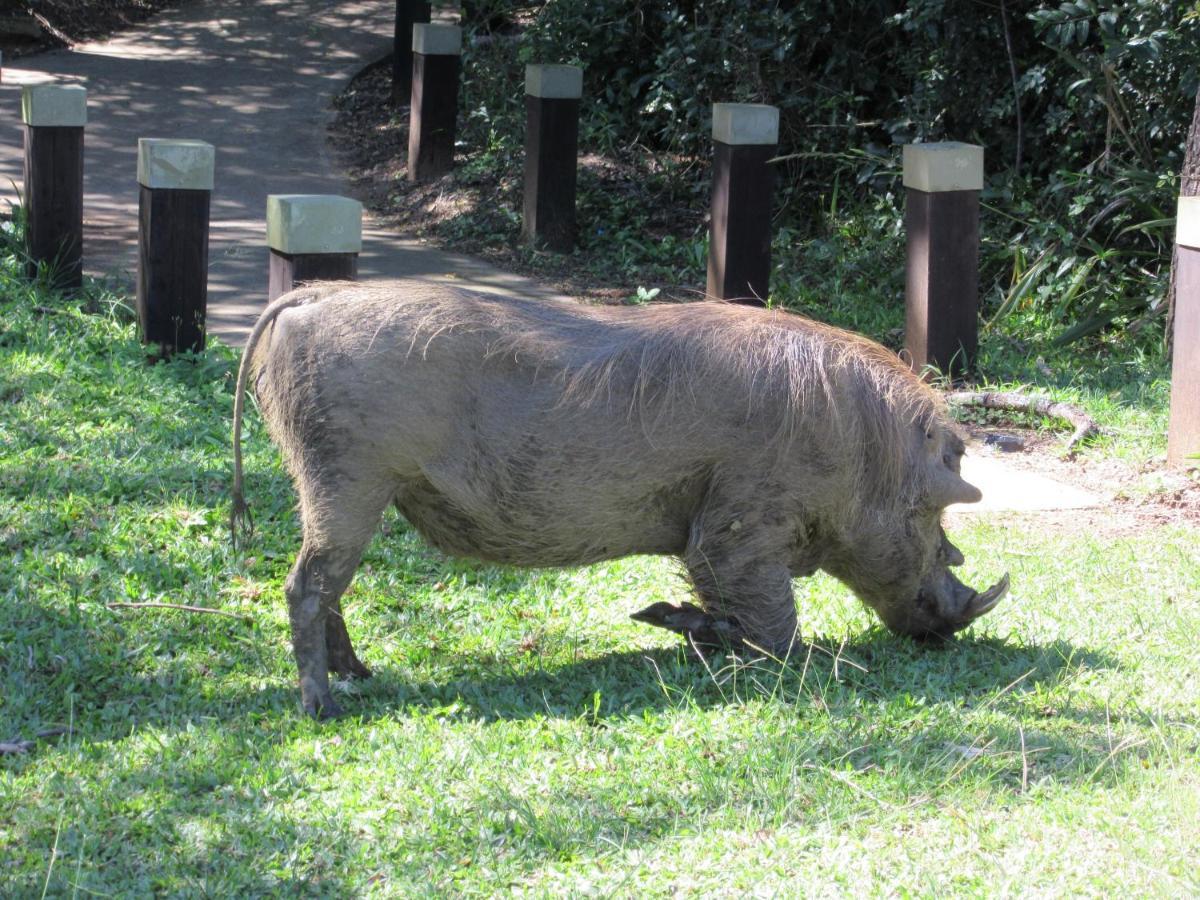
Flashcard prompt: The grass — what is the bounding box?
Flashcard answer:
[2,235,1198,895]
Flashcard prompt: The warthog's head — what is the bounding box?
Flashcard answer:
[825,426,1009,641]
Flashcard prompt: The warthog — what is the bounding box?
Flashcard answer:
[232,281,1007,717]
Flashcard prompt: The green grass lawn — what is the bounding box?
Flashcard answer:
[1,259,1197,895]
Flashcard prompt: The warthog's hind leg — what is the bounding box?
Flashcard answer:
[285,547,363,719]
[286,471,391,718]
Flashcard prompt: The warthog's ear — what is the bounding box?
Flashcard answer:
[927,465,983,508]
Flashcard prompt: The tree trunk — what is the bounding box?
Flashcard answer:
[1167,87,1200,352]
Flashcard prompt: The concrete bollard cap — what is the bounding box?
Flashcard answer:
[21,84,88,127]
[712,103,779,146]
[138,139,215,190]
[525,65,583,99]
[902,142,984,192]
[267,195,363,254]
[413,23,462,56]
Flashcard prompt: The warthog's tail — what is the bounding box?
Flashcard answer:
[230,287,330,549]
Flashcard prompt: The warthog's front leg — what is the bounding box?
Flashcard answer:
[630,600,748,650]
[679,494,802,658]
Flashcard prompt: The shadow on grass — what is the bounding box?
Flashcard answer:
[107,629,1114,747]
[341,632,1117,725]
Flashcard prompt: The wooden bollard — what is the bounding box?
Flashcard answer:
[392,1,432,104]
[266,194,362,302]
[21,84,86,290]
[1169,197,1200,467]
[136,138,214,356]
[408,23,461,182]
[707,103,778,304]
[523,65,582,253]
[903,142,983,376]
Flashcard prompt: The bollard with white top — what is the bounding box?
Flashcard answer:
[136,138,215,355]
[266,195,362,301]
[903,142,983,376]
[392,1,432,104]
[408,23,462,182]
[523,65,582,253]
[1169,197,1200,467]
[707,103,778,304]
[21,84,86,290]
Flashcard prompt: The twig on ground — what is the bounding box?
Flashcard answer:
[0,727,72,756]
[946,390,1100,456]
[106,602,252,622]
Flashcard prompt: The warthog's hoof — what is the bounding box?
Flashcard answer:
[630,601,745,651]
[300,676,345,719]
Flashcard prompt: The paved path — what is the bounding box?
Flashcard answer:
[0,0,567,346]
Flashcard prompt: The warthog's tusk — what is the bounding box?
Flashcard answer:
[963,573,1010,621]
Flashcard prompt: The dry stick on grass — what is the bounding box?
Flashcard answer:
[945,390,1100,456]
[106,602,252,622]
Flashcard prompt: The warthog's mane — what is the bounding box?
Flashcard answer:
[550,300,943,513]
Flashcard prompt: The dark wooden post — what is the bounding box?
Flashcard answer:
[136,138,214,356]
[392,0,432,104]
[1169,197,1200,467]
[21,84,86,290]
[707,103,778,304]
[266,194,362,301]
[523,64,581,253]
[408,23,461,182]
[903,142,984,377]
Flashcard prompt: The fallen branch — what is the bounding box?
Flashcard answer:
[29,11,73,46]
[945,390,1100,456]
[106,602,252,622]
